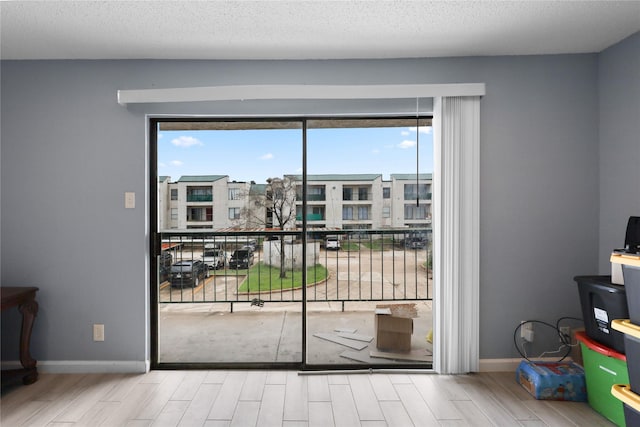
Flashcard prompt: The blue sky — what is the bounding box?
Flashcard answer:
[158,125,433,183]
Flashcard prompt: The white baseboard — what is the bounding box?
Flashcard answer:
[479,357,575,372]
[479,358,523,372]
[1,360,149,374]
[2,359,568,374]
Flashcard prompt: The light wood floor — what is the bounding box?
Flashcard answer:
[1,370,614,426]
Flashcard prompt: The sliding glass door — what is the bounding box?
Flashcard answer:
[304,118,433,367]
[153,119,304,367]
[151,116,433,369]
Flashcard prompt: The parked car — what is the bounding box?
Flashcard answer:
[325,236,341,250]
[159,251,173,282]
[404,237,426,249]
[229,249,255,269]
[202,248,228,270]
[170,260,207,287]
[243,239,258,252]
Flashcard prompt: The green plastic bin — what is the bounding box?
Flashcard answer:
[576,330,628,426]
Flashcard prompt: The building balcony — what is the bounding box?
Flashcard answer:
[295,194,326,202]
[343,194,372,202]
[404,193,432,201]
[296,213,325,221]
[187,194,213,202]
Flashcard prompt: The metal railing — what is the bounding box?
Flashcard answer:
[295,213,324,221]
[157,229,432,309]
[186,194,213,202]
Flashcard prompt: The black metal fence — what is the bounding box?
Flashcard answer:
[158,229,432,308]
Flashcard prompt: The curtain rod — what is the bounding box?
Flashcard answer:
[117,83,485,105]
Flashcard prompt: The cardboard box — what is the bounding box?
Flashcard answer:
[375,308,413,352]
[570,327,584,366]
[515,360,587,402]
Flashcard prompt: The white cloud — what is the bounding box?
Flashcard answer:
[408,126,432,134]
[401,130,410,136]
[158,162,166,168]
[171,136,203,148]
[398,140,417,149]
[170,160,184,166]
[371,148,380,154]
[260,153,274,160]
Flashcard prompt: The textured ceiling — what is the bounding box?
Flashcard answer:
[1,1,639,60]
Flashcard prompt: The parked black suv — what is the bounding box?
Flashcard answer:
[170,260,207,287]
[159,251,173,282]
[229,249,255,269]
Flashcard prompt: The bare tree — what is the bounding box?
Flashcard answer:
[235,182,268,229]
[240,176,299,278]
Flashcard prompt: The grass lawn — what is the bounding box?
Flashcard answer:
[340,242,360,251]
[238,262,329,293]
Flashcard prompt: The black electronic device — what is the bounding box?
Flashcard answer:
[624,216,640,254]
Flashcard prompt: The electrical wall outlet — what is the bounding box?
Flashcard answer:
[93,324,105,341]
[521,321,534,342]
[559,326,571,344]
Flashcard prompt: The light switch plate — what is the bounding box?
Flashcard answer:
[125,192,135,209]
[93,324,105,341]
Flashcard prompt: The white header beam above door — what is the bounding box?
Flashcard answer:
[117,84,485,105]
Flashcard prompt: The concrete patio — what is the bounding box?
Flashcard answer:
[158,301,433,367]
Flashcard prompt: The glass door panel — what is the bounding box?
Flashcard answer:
[304,118,434,368]
[155,120,303,366]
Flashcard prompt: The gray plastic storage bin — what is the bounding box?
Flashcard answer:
[612,385,640,427]
[575,275,628,354]
[613,319,640,394]
[623,264,640,325]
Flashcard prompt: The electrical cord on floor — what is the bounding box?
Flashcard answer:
[513,318,583,362]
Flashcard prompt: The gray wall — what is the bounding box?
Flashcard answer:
[3,39,634,364]
[598,32,640,272]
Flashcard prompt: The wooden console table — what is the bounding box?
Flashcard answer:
[1,286,39,385]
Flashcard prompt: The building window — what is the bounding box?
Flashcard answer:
[307,186,326,201]
[404,205,413,219]
[404,204,428,220]
[228,188,241,200]
[358,206,369,220]
[358,187,368,201]
[404,183,430,201]
[170,189,178,200]
[187,207,213,221]
[342,206,353,220]
[382,206,391,218]
[229,207,241,220]
[170,208,178,220]
[342,187,352,201]
[383,187,390,199]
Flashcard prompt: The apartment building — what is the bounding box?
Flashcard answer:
[161,175,230,230]
[390,173,433,229]
[160,173,432,232]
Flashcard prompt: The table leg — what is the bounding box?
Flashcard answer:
[18,299,38,384]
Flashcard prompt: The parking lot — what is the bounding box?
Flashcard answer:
[159,244,431,303]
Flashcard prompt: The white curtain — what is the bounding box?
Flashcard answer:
[432,96,481,374]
